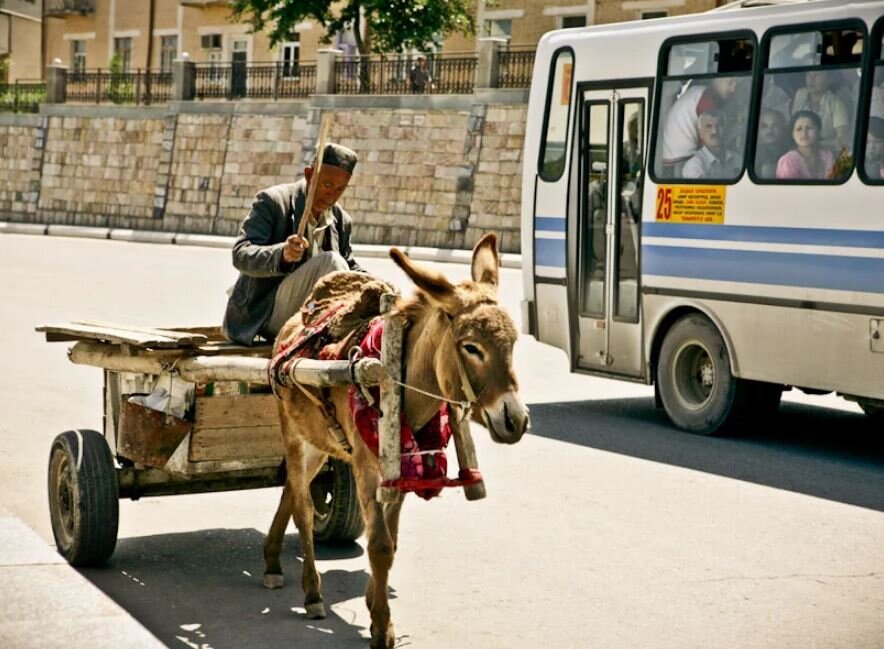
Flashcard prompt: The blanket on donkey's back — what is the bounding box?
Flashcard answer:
[271,271,452,499]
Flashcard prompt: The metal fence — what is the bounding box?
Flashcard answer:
[334,54,478,95]
[0,80,46,113]
[498,49,535,88]
[66,69,173,105]
[194,62,317,101]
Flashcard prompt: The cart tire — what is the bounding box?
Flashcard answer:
[47,430,119,566]
[311,459,364,544]
[657,314,751,435]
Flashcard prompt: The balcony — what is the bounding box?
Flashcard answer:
[45,0,95,16]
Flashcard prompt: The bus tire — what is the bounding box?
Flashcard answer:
[47,430,119,566]
[859,401,884,420]
[657,314,750,435]
[310,459,364,544]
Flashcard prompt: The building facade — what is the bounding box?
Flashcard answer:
[43,0,725,73]
[1,0,43,82]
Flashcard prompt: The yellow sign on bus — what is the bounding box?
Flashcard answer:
[655,185,726,224]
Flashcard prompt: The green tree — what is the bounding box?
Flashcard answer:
[230,0,474,56]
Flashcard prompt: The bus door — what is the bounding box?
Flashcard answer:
[574,86,647,377]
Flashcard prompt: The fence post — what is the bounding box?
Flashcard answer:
[476,37,507,89]
[173,54,196,101]
[45,61,68,104]
[316,48,341,95]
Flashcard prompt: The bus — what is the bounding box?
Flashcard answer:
[520,0,884,434]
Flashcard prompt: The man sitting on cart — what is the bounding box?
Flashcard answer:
[222,143,362,346]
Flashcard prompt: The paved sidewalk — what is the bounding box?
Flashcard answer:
[0,221,523,269]
[0,507,164,649]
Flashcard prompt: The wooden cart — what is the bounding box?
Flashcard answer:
[37,321,365,567]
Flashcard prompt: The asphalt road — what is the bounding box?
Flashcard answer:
[1,234,882,649]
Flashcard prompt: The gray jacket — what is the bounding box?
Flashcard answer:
[222,179,361,346]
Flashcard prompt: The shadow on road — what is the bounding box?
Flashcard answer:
[528,397,884,512]
[81,528,376,649]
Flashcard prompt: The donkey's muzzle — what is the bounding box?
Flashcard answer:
[484,392,529,444]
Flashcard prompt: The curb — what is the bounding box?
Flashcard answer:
[0,221,523,269]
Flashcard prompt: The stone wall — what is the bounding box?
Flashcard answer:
[0,91,529,252]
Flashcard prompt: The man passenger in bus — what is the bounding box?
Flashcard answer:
[775,110,835,180]
[791,70,851,151]
[661,76,739,176]
[754,109,790,178]
[864,117,884,180]
[682,111,740,180]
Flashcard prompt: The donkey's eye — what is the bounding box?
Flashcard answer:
[462,343,485,361]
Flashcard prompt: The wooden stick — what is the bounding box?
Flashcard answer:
[377,293,404,503]
[450,408,486,501]
[297,117,332,238]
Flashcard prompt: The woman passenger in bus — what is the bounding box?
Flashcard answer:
[776,110,835,180]
[754,109,790,178]
[791,70,850,151]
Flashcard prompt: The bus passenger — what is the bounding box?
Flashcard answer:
[661,77,738,176]
[776,110,835,180]
[791,70,851,150]
[754,109,790,178]
[682,111,741,179]
[865,117,884,180]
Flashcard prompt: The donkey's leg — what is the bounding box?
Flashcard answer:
[353,464,396,649]
[383,497,405,553]
[263,482,293,589]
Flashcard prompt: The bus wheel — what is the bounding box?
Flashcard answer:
[657,314,748,435]
[859,401,884,420]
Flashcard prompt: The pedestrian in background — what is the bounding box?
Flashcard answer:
[410,56,433,93]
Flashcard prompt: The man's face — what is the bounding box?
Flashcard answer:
[711,77,738,102]
[698,114,722,151]
[759,111,786,145]
[805,70,830,94]
[868,133,884,162]
[304,164,352,215]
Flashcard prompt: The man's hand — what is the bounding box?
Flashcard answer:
[282,234,309,263]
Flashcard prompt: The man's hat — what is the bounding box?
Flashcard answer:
[321,142,358,174]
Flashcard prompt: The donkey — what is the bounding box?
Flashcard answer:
[262,233,530,649]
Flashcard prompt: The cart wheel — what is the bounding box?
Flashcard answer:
[47,430,119,566]
[310,458,364,544]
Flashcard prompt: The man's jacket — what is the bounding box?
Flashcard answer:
[222,179,361,346]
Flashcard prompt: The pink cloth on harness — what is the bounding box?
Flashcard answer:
[348,318,452,500]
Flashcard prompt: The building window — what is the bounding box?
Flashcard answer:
[641,11,668,19]
[483,19,512,40]
[71,40,87,75]
[281,36,300,77]
[561,15,587,29]
[114,37,132,72]
[200,33,222,50]
[159,35,177,72]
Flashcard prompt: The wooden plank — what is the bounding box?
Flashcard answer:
[189,425,283,462]
[73,321,209,345]
[194,394,279,429]
[36,322,201,348]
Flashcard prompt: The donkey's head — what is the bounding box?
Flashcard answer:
[390,233,529,444]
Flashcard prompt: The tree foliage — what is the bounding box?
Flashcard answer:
[230,0,474,56]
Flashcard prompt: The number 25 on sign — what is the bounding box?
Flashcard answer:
[655,186,672,221]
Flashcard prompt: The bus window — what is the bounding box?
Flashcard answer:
[753,25,864,183]
[653,36,754,183]
[539,49,574,181]
[580,102,609,318]
[615,101,643,321]
[861,25,884,183]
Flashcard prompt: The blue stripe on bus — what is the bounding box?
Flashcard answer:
[643,223,884,249]
[535,238,566,267]
[536,217,567,232]
[643,245,884,294]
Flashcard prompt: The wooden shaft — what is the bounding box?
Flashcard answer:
[450,408,486,501]
[297,118,331,238]
[377,292,404,503]
[68,341,387,387]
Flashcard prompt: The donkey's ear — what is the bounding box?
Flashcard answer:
[471,233,500,287]
[390,247,459,311]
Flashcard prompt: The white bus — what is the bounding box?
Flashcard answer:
[521,0,884,434]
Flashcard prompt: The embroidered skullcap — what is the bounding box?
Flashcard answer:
[320,142,358,174]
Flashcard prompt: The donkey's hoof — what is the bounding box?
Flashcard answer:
[305,602,326,619]
[262,573,284,589]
